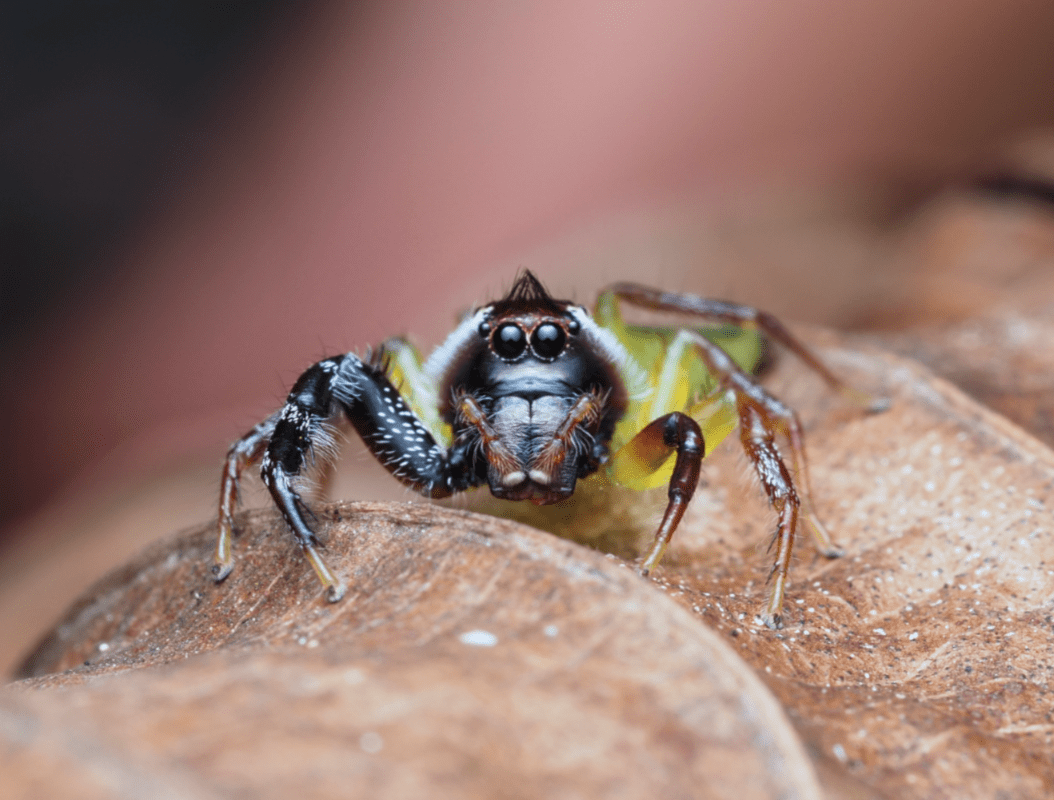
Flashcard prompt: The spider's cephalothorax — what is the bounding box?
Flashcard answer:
[434,273,627,505]
[215,271,885,628]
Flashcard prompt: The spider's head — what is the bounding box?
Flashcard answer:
[469,274,588,503]
[476,272,581,366]
[430,271,629,503]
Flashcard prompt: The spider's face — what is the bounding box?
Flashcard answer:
[426,272,629,505]
[475,309,585,403]
[481,396,584,504]
[475,310,586,504]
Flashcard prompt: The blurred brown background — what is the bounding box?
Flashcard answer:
[5,0,1054,673]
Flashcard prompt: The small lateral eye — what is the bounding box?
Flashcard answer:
[493,323,527,359]
[567,317,580,335]
[477,320,491,337]
[530,322,566,360]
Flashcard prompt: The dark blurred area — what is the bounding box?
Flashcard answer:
[0,0,293,529]
[0,1,285,359]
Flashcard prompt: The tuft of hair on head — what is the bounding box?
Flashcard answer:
[491,270,568,316]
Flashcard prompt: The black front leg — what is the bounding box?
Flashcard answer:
[216,351,479,601]
[257,355,351,600]
[335,355,478,498]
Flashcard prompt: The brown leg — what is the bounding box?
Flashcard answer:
[608,284,883,623]
[738,402,801,629]
[639,320,835,627]
[761,392,843,559]
[608,283,889,412]
[215,413,278,581]
[629,413,705,575]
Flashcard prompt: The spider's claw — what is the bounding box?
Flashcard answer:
[325,581,347,603]
[804,509,844,559]
[860,392,892,414]
[866,394,893,414]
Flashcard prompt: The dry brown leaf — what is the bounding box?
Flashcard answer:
[6,503,820,800]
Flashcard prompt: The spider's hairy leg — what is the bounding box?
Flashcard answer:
[378,336,447,443]
[607,283,890,413]
[245,352,476,602]
[342,359,474,500]
[256,355,351,602]
[762,393,844,559]
[738,401,801,630]
[680,330,831,628]
[628,413,705,576]
[215,412,279,581]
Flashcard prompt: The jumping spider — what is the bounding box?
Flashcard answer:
[215,271,885,627]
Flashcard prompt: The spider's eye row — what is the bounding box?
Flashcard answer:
[489,319,571,361]
[530,322,566,360]
[493,323,527,359]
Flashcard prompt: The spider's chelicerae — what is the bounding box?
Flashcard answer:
[215,271,885,628]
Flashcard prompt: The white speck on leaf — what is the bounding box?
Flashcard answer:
[360,732,383,754]
[459,629,498,647]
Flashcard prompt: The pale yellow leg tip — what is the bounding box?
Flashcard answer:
[841,387,891,414]
[638,545,668,577]
[325,581,347,603]
[304,543,346,603]
[212,561,233,583]
[759,612,784,630]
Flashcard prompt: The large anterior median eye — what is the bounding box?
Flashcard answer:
[530,322,566,360]
[493,323,527,359]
